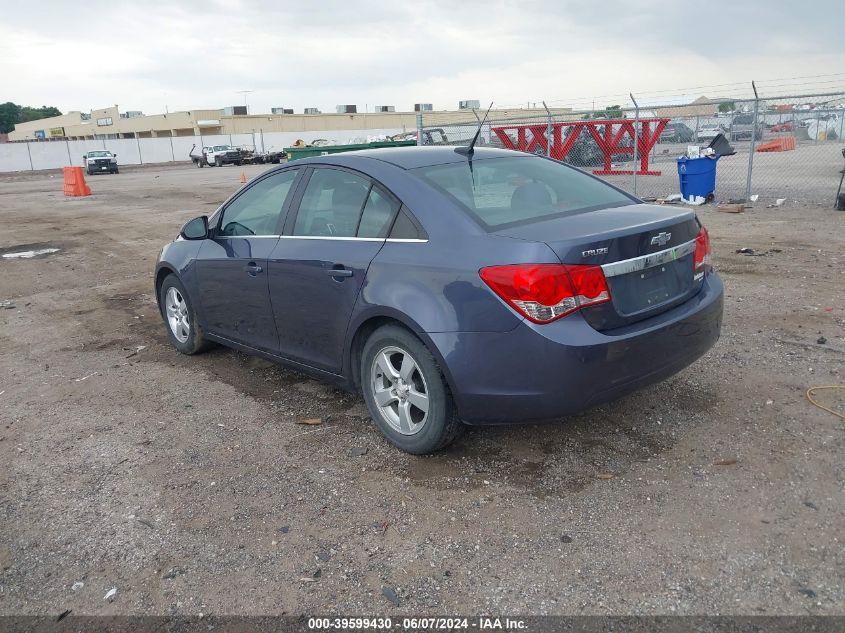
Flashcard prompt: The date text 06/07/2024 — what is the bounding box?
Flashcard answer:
[307,616,528,630]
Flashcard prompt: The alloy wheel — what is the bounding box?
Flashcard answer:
[165,286,190,343]
[370,346,430,435]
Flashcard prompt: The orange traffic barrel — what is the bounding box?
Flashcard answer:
[63,167,91,197]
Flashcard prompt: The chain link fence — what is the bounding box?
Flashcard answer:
[417,91,845,207]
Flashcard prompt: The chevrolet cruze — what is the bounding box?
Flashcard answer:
[155,147,723,453]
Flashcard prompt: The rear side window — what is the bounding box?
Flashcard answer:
[389,207,427,240]
[294,168,370,237]
[358,187,399,238]
[412,156,632,230]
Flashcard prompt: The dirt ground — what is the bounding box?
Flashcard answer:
[1,164,843,617]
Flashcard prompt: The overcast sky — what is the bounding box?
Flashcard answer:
[3,0,844,116]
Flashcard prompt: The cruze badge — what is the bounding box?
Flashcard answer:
[582,247,609,257]
[650,232,672,247]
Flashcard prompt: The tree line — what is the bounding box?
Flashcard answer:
[0,103,63,134]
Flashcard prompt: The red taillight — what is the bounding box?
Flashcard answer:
[479,264,611,324]
[694,227,712,276]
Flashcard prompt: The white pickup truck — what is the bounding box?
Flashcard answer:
[189,144,243,168]
[83,150,119,175]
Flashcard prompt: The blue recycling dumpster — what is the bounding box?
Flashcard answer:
[677,155,720,200]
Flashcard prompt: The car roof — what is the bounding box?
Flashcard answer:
[294,146,525,170]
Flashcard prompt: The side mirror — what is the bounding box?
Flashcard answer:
[180,215,209,240]
[113,153,117,158]
[82,155,87,161]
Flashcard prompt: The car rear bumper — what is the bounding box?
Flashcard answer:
[429,272,723,424]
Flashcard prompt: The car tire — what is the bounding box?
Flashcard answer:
[87,168,94,176]
[158,274,212,355]
[215,157,222,167]
[112,169,119,174]
[361,325,463,454]
[195,160,203,168]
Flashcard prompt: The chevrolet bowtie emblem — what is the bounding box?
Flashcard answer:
[650,232,671,247]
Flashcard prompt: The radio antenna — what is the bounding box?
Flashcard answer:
[455,102,493,156]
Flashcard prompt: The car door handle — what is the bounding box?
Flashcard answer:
[326,267,353,278]
[244,262,263,275]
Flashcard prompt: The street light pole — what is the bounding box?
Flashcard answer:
[236,90,254,115]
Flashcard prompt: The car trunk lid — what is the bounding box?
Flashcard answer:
[492,204,702,330]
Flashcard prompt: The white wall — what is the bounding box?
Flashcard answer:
[1,143,35,171]
[0,126,407,172]
[108,138,142,165]
[29,142,73,171]
[140,138,176,164]
[172,137,200,161]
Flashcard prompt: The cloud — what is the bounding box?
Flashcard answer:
[1,0,843,115]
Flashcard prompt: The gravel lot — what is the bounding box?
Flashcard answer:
[1,163,843,616]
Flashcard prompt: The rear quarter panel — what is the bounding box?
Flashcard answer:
[347,233,555,395]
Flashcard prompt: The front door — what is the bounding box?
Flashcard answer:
[268,167,400,373]
[195,168,299,351]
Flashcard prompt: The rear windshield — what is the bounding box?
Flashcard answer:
[411,156,633,230]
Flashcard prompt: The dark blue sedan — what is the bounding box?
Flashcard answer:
[155,147,723,453]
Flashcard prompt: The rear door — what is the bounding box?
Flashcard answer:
[195,168,300,351]
[268,166,399,373]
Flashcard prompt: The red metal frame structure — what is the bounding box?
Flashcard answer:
[492,118,670,176]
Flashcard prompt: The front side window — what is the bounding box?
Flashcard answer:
[219,169,298,236]
[412,156,633,230]
[293,168,371,237]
